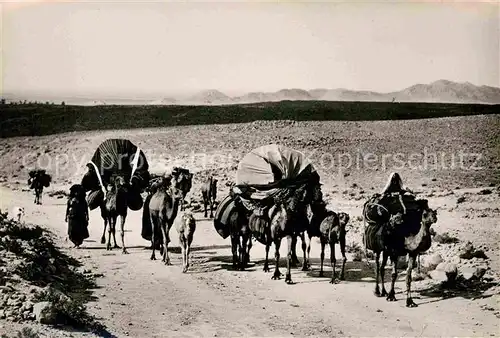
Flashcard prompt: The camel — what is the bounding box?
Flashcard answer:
[201,176,218,218]
[103,175,129,253]
[28,170,51,205]
[316,210,351,283]
[250,182,322,284]
[29,176,44,205]
[175,212,196,273]
[65,184,89,248]
[364,197,437,307]
[148,175,185,264]
[227,193,253,270]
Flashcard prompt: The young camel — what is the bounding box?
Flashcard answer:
[148,175,185,264]
[318,211,351,284]
[176,212,196,273]
[201,176,218,218]
[103,175,129,253]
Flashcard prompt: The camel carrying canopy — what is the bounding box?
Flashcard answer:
[214,144,322,239]
[81,138,150,210]
[233,144,318,203]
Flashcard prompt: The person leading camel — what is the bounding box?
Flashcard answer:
[65,184,90,248]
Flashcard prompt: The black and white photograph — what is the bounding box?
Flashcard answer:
[0,0,499,337]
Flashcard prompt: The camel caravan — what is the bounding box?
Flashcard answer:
[26,138,438,307]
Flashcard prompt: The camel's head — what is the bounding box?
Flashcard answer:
[422,208,438,227]
[108,175,128,194]
[169,174,189,200]
[338,212,351,232]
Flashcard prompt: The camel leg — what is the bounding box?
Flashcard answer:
[386,254,398,302]
[150,215,156,260]
[179,235,187,272]
[417,254,421,274]
[300,233,308,271]
[285,235,294,284]
[120,215,128,254]
[263,241,270,272]
[271,238,282,280]
[306,234,312,270]
[319,240,326,277]
[106,217,113,251]
[186,237,192,273]
[203,199,208,218]
[340,236,347,281]
[374,252,381,296]
[246,236,252,266]
[161,222,172,265]
[380,251,389,297]
[330,242,338,284]
[101,217,107,244]
[230,235,239,270]
[240,235,248,271]
[209,200,214,218]
[406,254,418,307]
[290,235,300,267]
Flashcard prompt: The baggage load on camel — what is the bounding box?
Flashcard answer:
[233,144,320,208]
[213,194,236,239]
[28,169,51,188]
[81,138,150,211]
[86,190,104,210]
[363,192,420,224]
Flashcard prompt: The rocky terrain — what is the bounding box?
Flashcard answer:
[0,114,499,336]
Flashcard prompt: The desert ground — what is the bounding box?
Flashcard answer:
[0,114,499,337]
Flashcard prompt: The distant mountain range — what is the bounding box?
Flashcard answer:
[149,80,500,105]
[4,80,500,106]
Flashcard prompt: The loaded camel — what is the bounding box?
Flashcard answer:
[28,170,51,205]
[201,176,218,218]
[175,212,197,273]
[249,177,323,284]
[227,189,253,270]
[363,172,438,307]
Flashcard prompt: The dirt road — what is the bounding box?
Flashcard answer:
[0,186,498,337]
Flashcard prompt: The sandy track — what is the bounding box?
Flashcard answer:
[0,186,499,337]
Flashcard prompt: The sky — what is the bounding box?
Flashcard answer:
[2,0,499,98]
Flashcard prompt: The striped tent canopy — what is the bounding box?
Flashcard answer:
[81,139,150,210]
[233,144,319,205]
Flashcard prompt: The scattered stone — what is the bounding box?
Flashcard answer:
[459,242,488,260]
[33,301,57,324]
[429,270,448,283]
[460,266,487,281]
[422,253,443,270]
[478,189,492,195]
[456,196,466,204]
